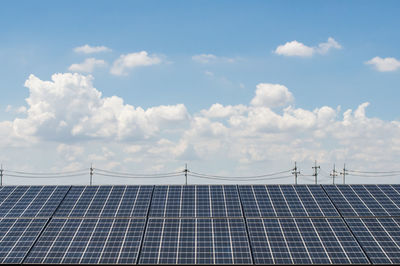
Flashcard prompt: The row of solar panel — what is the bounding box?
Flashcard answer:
[1,185,400,218]
[2,217,400,264]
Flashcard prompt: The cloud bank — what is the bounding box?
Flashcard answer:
[1,73,399,183]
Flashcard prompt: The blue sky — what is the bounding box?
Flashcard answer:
[0,1,399,184]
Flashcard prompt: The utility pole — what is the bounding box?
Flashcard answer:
[184,163,188,186]
[312,161,320,184]
[292,162,300,185]
[0,164,3,186]
[90,163,93,186]
[330,164,338,185]
[340,163,346,184]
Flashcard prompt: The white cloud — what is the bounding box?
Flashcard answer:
[365,56,400,72]
[250,83,294,107]
[275,37,341,57]
[1,75,399,184]
[192,54,235,64]
[192,54,217,64]
[74,44,111,54]
[110,51,162,76]
[201,103,247,118]
[68,58,107,73]
[10,73,188,142]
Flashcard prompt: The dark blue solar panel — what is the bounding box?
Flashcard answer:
[239,185,338,217]
[324,185,400,217]
[0,186,69,218]
[346,218,400,264]
[196,186,211,217]
[149,185,242,217]
[54,186,153,217]
[0,218,47,264]
[247,218,369,265]
[24,218,146,264]
[140,218,252,264]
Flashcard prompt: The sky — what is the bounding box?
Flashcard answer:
[0,0,400,185]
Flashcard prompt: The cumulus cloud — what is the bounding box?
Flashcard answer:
[365,56,400,72]
[74,44,111,54]
[250,83,294,107]
[68,58,107,73]
[110,51,162,76]
[10,73,189,142]
[1,75,399,183]
[275,37,341,57]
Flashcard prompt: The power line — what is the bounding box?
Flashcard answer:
[188,173,293,182]
[95,172,183,179]
[188,169,292,179]
[4,168,87,175]
[347,169,400,174]
[94,168,183,177]
[4,173,85,178]
[346,173,400,178]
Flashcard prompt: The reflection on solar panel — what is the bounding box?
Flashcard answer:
[346,218,400,264]
[149,185,242,217]
[25,218,146,264]
[247,218,369,264]
[0,218,47,264]
[140,218,252,264]
[324,185,400,217]
[239,185,339,217]
[54,186,153,217]
[0,186,69,217]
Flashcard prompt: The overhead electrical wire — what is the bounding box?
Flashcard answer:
[188,172,293,182]
[95,172,183,179]
[188,169,292,179]
[4,168,87,176]
[4,173,86,178]
[346,173,400,178]
[94,168,182,177]
[347,169,400,174]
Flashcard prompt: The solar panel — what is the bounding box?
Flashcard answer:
[247,218,369,264]
[324,185,400,217]
[346,218,400,264]
[4,184,400,265]
[140,218,252,264]
[149,185,242,217]
[24,218,146,264]
[54,186,153,217]
[239,185,339,217]
[0,186,69,218]
[0,218,47,264]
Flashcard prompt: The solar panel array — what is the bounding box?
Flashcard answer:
[1,184,400,264]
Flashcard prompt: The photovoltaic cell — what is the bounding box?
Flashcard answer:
[346,218,400,264]
[2,184,400,265]
[0,218,47,264]
[0,186,69,218]
[239,185,339,217]
[140,218,252,264]
[324,185,400,217]
[54,186,153,217]
[24,218,146,264]
[149,185,242,217]
[247,218,369,265]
